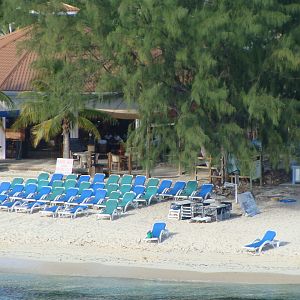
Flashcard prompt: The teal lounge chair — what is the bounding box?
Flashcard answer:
[37,172,50,181]
[135,186,158,206]
[10,177,24,188]
[146,178,159,188]
[106,174,120,186]
[65,174,77,181]
[118,191,137,212]
[243,230,280,254]
[96,200,119,220]
[119,184,132,197]
[144,222,169,243]
[175,180,198,200]
[119,174,133,186]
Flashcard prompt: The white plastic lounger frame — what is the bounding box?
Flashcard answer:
[96,208,119,221]
[57,206,89,219]
[144,229,169,243]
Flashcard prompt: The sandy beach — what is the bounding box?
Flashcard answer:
[0,170,299,284]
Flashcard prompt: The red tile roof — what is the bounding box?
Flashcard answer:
[0,27,38,91]
[0,26,96,92]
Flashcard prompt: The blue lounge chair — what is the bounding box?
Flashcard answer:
[49,173,64,185]
[0,181,11,194]
[0,184,24,203]
[91,182,105,193]
[52,187,79,205]
[40,205,64,217]
[159,181,186,200]
[117,191,137,212]
[189,183,214,201]
[91,173,105,184]
[10,183,37,201]
[133,175,146,187]
[20,186,52,203]
[144,222,169,243]
[58,205,89,218]
[67,188,93,206]
[14,200,47,213]
[132,185,145,198]
[77,175,91,186]
[243,230,280,254]
[96,200,119,220]
[156,179,172,195]
[85,189,107,208]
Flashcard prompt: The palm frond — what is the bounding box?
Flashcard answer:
[80,108,115,123]
[78,116,101,140]
[31,116,63,147]
[0,92,13,108]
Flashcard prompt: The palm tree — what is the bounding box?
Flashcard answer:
[0,91,13,129]
[12,92,111,158]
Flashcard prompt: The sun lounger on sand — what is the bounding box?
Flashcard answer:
[117,191,137,212]
[40,205,64,217]
[57,205,89,218]
[134,186,158,206]
[189,183,213,201]
[14,200,47,213]
[133,175,146,187]
[159,181,186,201]
[96,200,119,220]
[243,230,280,254]
[144,222,169,243]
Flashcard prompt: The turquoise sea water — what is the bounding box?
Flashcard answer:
[0,273,299,299]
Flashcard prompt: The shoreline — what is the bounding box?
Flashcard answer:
[0,257,300,284]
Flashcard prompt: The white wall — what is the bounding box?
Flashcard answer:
[0,117,6,159]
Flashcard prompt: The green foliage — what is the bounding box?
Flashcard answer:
[2,0,300,171]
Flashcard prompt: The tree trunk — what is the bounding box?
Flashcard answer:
[62,120,70,158]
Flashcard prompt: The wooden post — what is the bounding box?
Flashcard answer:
[108,152,112,175]
[145,125,151,178]
[128,153,132,175]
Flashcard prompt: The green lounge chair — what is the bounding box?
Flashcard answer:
[10,177,24,188]
[37,180,50,191]
[119,184,132,197]
[174,180,198,200]
[78,181,91,194]
[135,186,158,206]
[38,187,65,204]
[106,183,119,197]
[37,172,50,181]
[106,174,120,186]
[65,174,77,181]
[119,174,133,186]
[118,191,137,212]
[96,200,119,220]
[64,179,77,190]
[146,178,159,187]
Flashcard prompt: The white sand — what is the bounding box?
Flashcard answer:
[0,180,299,283]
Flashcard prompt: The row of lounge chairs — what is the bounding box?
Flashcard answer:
[0,173,213,220]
